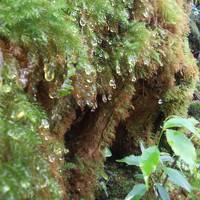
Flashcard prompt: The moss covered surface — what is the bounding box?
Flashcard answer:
[0,0,198,199]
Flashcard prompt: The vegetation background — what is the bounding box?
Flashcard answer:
[0,0,200,200]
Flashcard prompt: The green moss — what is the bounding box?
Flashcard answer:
[0,74,63,199]
[157,0,184,25]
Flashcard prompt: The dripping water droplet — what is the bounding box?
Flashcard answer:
[102,94,107,103]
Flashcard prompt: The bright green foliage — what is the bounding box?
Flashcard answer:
[163,116,198,134]
[0,81,62,199]
[117,116,200,199]
[164,168,192,192]
[0,0,198,199]
[102,147,112,158]
[155,183,170,200]
[139,146,160,185]
[166,129,196,169]
[125,184,146,200]
[117,155,140,166]
[0,0,87,60]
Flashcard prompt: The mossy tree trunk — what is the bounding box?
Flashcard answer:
[0,0,198,200]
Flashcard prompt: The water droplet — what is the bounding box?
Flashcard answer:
[44,136,49,141]
[63,148,69,154]
[19,69,29,88]
[128,67,133,73]
[80,17,86,27]
[104,52,109,59]
[144,58,150,66]
[116,61,122,75]
[97,38,102,44]
[109,79,116,89]
[40,119,49,129]
[91,108,95,112]
[97,65,103,73]
[48,155,55,163]
[84,64,94,75]
[108,94,112,101]
[91,102,97,112]
[158,99,163,105]
[143,10,149,18]
[44,64,55,82]
[102,94,107,103]
[86,79,92,83]
[91,38,98,47]
[128,55,137,67]
[131,76,137,82]
[59,157,64,161]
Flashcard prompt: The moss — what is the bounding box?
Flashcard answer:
[96,162,136,200]
[0,0,198,199]
[188,101,200,120]
[0,84,63,200]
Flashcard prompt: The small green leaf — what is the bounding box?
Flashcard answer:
[117,155,140,166]
[139,146,160,185]
[103,147,112,158]
[165,168,192,192]
[99,181,108,197]
[155,183,170,200]
[125,184,147,200]
[166,129,196,169]
[163,116,200,138]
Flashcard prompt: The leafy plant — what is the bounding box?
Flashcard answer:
[117,116,200,200]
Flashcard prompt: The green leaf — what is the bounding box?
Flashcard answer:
[160,152,174,163]
[117,155,140,166]
[103,147,112,158]
[166,129,196,169]
[155,183,170,200]
[125,184,147,200]
[139,146,160,185]
[188,117,199,126]
[163,116,200,138]
[165,168,192,192]
[99,181,108,197]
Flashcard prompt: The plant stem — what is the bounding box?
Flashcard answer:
[156,157,178,200]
